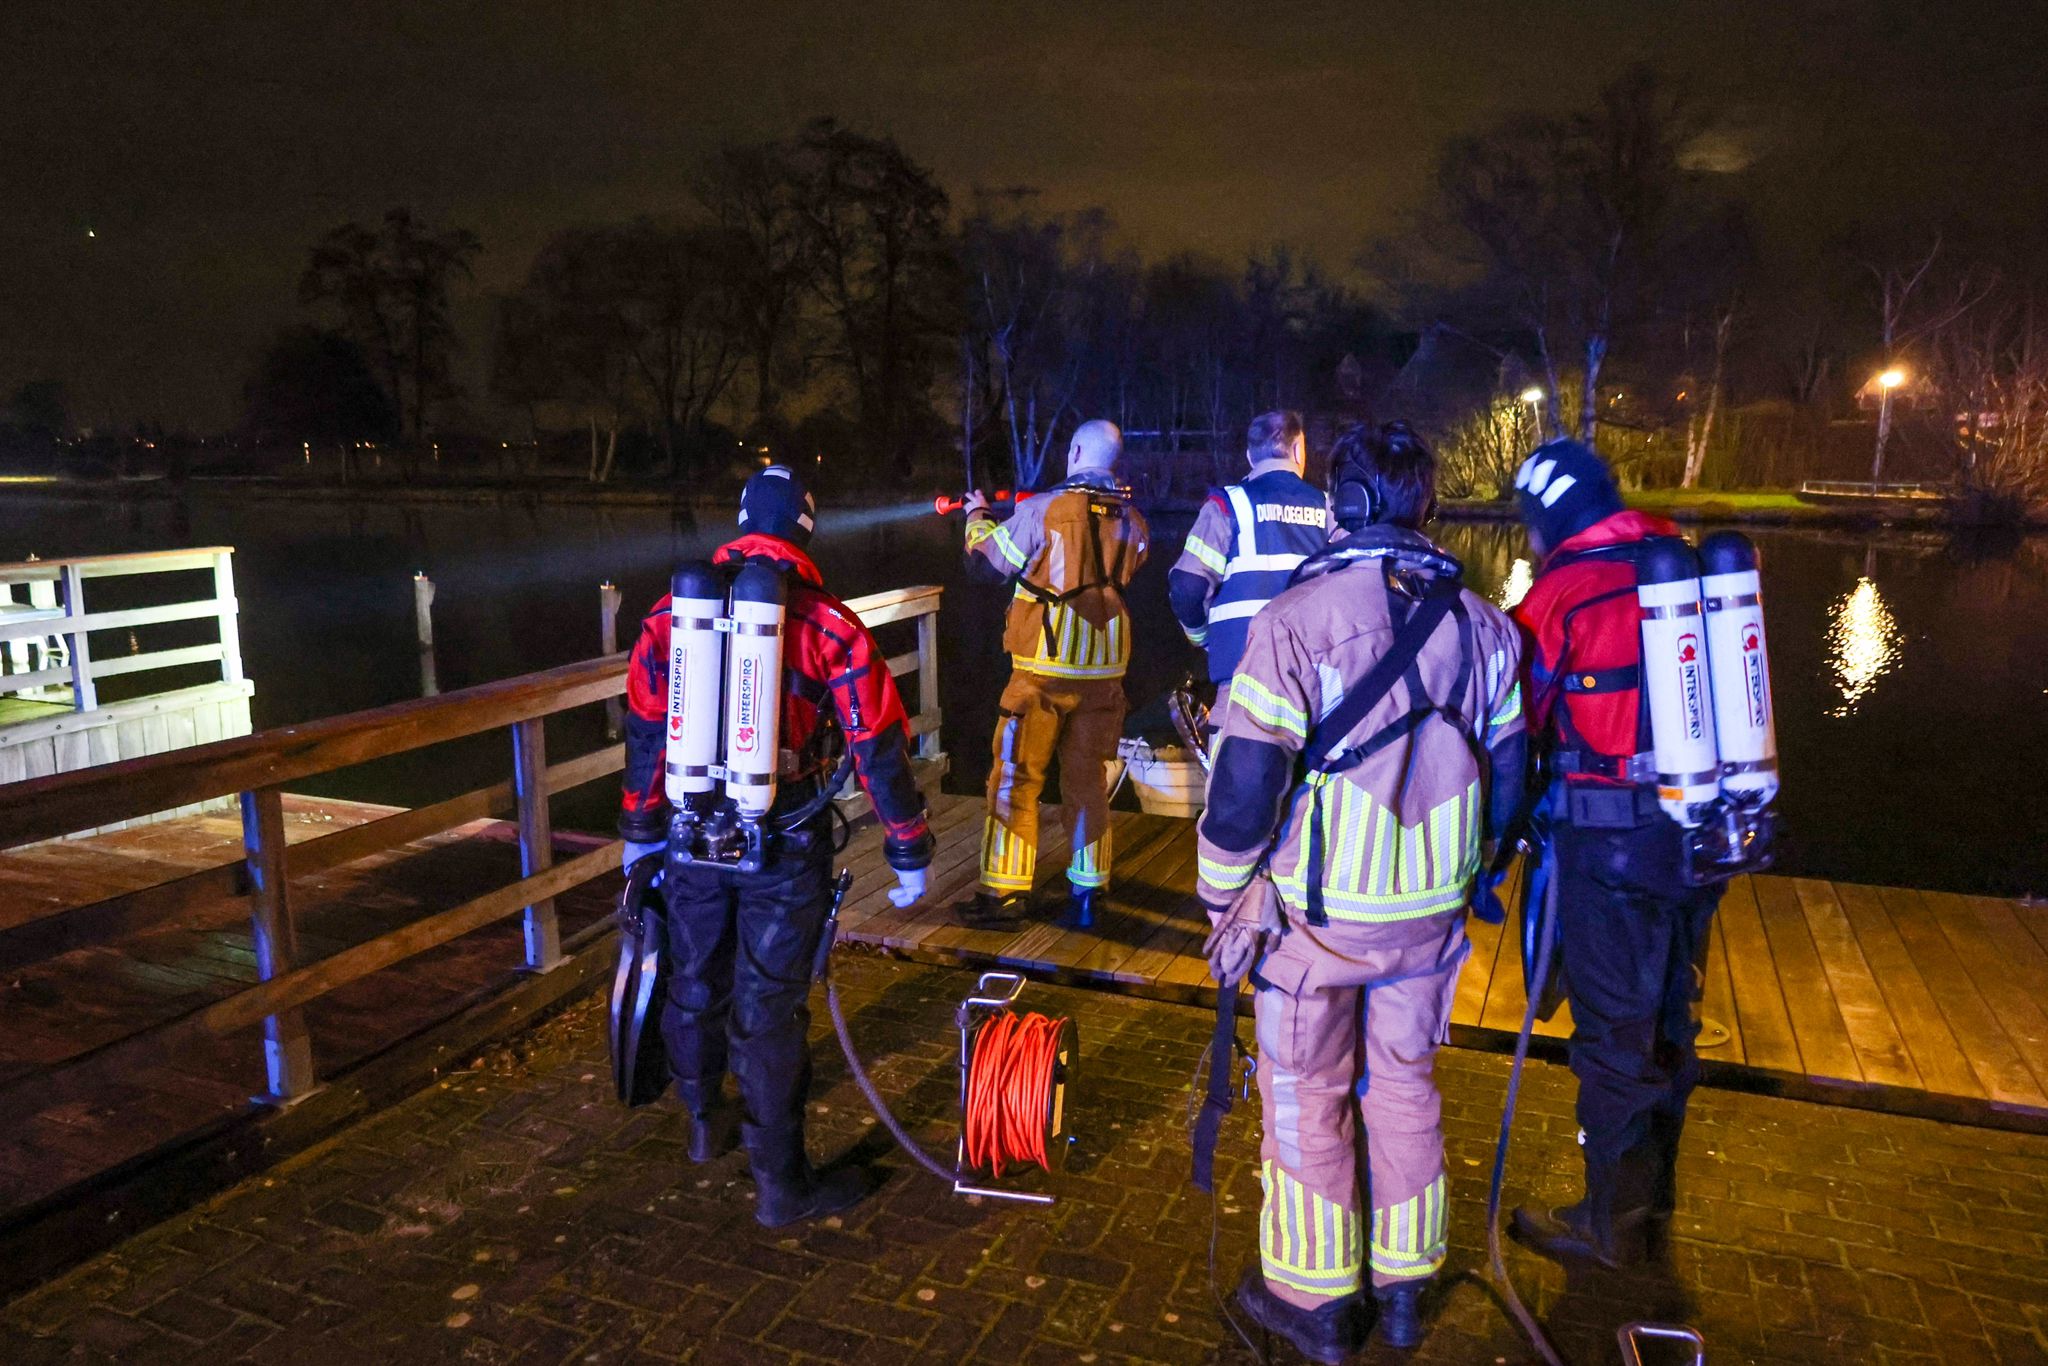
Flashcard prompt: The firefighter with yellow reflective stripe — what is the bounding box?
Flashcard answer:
[958,419,1150,929]
[1197,423,1526,1359]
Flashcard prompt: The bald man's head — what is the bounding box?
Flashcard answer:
[1067,419,1123,475]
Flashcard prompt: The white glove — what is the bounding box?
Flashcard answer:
[623,839,665,874]
[887,866,928,908]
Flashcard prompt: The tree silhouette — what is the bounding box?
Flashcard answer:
[300,207,481,443]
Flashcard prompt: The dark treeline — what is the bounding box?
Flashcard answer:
[17,72,2048,517]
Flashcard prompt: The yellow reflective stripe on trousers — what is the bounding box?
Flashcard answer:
[1228,674,1309,739]
[981,816,1036,891]
[1260,1160,1363,1299]
[1371,1173,1447,1280]
[1068,825,1111,889]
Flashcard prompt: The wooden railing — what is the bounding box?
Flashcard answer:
[0,583,942,1112]
[0,548,245,709]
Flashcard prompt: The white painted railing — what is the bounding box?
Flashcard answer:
[0,548,245,710]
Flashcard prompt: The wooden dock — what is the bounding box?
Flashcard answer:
[831,792,2048,1133]
[0,795,618,1215]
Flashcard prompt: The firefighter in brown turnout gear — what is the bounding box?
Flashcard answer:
[957,419,1150,929]
[1197,423,1526,1359]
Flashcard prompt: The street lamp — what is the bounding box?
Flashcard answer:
[1518,387,1545,446]
[1871,367,1907,487]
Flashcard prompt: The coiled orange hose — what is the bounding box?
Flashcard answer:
[963,1010,1067,1176]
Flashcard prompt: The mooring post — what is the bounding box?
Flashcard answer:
[413,571,438,697]
[600,579,623,741]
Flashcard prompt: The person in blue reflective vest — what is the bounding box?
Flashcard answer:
[1168,410,1333,694]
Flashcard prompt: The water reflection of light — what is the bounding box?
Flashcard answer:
[1826,576,1902,717]
[1498,557,1534,611]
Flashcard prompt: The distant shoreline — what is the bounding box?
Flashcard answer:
[4,474,2041,529]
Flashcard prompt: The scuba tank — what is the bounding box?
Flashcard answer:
[665,562,726,808]
[659,558,836,874]
[1636,539,1721,828]
[1632,530,1781,882]
[1700,531,1778,808]
[721,563,786,822]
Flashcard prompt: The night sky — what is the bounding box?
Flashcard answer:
[4,1,2043,430]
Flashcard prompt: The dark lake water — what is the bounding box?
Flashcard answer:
[8,493,2047,899]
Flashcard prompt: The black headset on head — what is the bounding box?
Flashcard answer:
[1331,420,1435,529]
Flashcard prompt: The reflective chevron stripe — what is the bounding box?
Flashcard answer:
[1371,1174,1447,1280]
[981,816,1036,892]
[1259,1160,1363,1299]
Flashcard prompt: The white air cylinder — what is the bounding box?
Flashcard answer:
[1636,539,1721,827]
[665,562,728,806]
[721,562,786,818]
[1699,531,1779,808]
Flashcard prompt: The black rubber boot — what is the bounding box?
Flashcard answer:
[1232,1268,1367,1365]
[1374,1281,1426,1349]
[955,891,1030,929]
[686,1106,738,1163]
[753,1163,872,1228]
[1064,887,1101,929]
[1510,1199,1650,1270]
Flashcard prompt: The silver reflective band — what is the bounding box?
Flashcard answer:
[732,622,781,637]
[1703,592,1761,611]
[1640,601,1703,620]
[1659,768,1722,788]
[665,763,714,777]
[722,771,776,787]
[672,615,719,632]
[1722,758,1778,775]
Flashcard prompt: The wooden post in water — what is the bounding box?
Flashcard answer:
[413,571,438,697]
[599,580,623,741]
[240,787,315,1100]
[511,717,562,971]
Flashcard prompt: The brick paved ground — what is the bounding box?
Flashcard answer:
[4,952,2046,1365]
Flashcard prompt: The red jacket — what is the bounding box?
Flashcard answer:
[619,534,932,864]
[1513,509,1682,773]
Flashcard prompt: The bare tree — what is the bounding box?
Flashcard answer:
[302,208,480,445]
[697,142,812,431]
[1433,69,1703,447]
[1865,237,1994,484]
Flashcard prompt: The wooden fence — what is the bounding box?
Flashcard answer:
[0,584,942,1114]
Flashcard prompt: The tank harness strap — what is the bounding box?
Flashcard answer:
[1297,568,1464,927]
[1190,985,1244,1194]
[1014,485,1131,659]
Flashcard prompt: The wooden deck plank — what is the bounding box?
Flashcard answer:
[1876,886,2045,1108]
[1828,881,1979,1101]
[1475,870,1573,1041]
[1005,815,1188,980]
[1118,840,1210,989]
[1699,901,1745,1064]
[1926,890,2048,1099]
[1788,877,1917,1088]
[1751,875,1863,1085]
[1452,855,1520,1029]
[1715,876,1804,1076]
